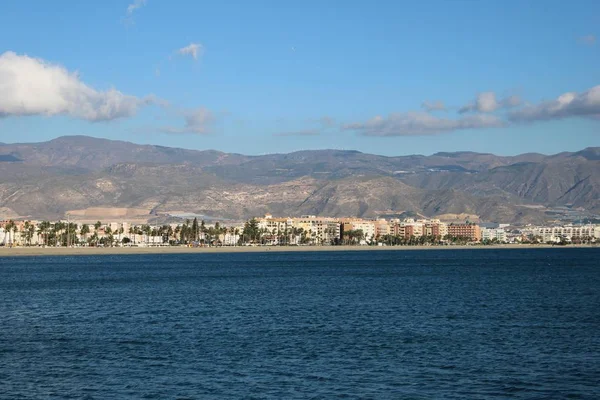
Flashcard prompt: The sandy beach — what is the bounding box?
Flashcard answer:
[0,244,596,257]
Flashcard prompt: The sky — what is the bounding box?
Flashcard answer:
[0,0,599,156]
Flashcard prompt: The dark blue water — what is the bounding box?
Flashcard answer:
[1,249,599,399]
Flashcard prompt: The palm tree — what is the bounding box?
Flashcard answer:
[80,224,90,244]
[37,221,50,247]
[166,225,174,244]
[142,224,151,245]
[4,220,16,246]
[222,226,227,243]
[23,221,30,246]
[12,223,19,246]
[65,222,78,247]
[174,225,181,243]
[53,221,66,247]
[129,225,138,245]
[104,226,113,247]
[295,227,304,245]
[282,225,289,246]
[89,233,98,247]
[181,221,190,243]
[23,221,36,246]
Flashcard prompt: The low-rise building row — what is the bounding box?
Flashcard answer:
[2,218,599,246]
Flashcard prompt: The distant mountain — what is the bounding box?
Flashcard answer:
[0,136,598,223]
[570,147,600,161]
[1,135,249,171]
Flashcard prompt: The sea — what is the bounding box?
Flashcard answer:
[1,248,599,399]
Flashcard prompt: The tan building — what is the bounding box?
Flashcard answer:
[340,218,376,242]
[294,216,340,244]
[374,219,391,238]
[447,223,481,241]
[424,221,448,238]
[258,215,341,244]
[391,219,448,239]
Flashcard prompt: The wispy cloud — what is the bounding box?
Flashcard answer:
[0,51,158,121]
[177,43,203,60]
[276,116,335,137]
[459,92,521,113]
[339,84,600,137]
[509,85,600,122]
[318,116,335,128]
[159,107,214,134]
[579,34,596,46]
[343,112,504,136]
[274,129,320,137]
[127,0,147,16]
[305,116,335,128]
[421,100,446,112]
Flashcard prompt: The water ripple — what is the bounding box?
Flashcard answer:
[1,248,599,398]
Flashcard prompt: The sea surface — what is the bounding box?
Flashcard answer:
[1,248,599,399]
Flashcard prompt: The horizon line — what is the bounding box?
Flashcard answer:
[1,134,597,159]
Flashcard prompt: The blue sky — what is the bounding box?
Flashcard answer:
[0,0,598,156]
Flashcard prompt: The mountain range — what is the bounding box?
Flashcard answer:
[0,135,598,224]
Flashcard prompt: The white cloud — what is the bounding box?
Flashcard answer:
[177,43,203,60]
[459,92,521,113]
[159,107,214,134]
[421,100,446,112]
[127,0,147,15]
[503,95,521,108]
[0,51,155,121]
[509,85,600,122]
[460,92,498,113]
[342,112,504,136]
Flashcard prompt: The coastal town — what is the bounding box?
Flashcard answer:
[1,214,599,248]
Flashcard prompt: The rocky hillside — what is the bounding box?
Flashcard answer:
[0,136,598,223]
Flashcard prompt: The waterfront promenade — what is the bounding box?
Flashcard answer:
[0,244,596,257]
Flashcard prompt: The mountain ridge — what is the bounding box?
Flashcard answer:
[0,136,598,223]
[4,135,597,160]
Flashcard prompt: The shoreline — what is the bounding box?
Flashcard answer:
[0,244,597,257]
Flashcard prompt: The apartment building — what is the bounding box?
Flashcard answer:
[340,218,376,242]
[256,214,341,244]
[294,215,341,244]
[258,215,294,235]
[481,228,507,242]
[389,219,447,239]
[447,223,482,242]
[529,224,600,242]
[374,219,391,237]
[426,219,448,237]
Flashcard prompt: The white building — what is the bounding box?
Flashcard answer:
[529,224,599,242]
[481,228,507,242]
